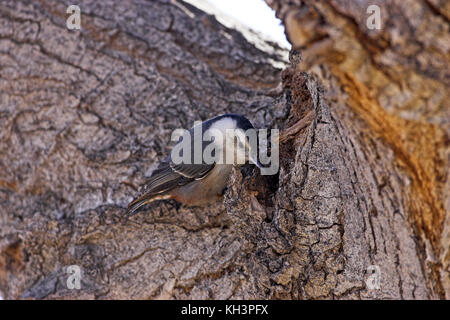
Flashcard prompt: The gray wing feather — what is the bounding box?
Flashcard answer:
[144,160,214,194]
[170,162,213,179]
[133,140,215,196]
[127,124,216,214]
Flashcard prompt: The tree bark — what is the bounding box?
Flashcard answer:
[0,0,448,299]
[266,0,449,299]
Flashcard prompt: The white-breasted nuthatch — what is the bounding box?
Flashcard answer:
[127,114,262,215]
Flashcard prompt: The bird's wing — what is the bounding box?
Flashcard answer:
[127,125,217,215]
[169,162,213,180]
[126,159,215,215]
[150,129,216,191]
[144,160,214,194]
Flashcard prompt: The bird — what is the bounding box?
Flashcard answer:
[126,114,262,215]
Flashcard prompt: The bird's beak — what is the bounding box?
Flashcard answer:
[243,138,263,169]
[249,152,263,169]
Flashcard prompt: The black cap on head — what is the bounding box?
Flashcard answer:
[221,113,255,131]
[198,113,256,133]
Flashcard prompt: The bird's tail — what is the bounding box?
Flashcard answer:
[126,193,172,216]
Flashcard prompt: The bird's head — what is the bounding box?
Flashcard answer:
[203,114,263,168]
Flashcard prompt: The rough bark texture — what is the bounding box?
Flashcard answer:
[267,0,449,298]
[0,0,448,299]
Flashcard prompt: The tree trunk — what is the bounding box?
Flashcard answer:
[265,0,449,299]
[0,0,448,299]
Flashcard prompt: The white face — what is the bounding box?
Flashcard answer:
[203,117,262,167]
[206,118,246,165]
[225,128,248,165]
